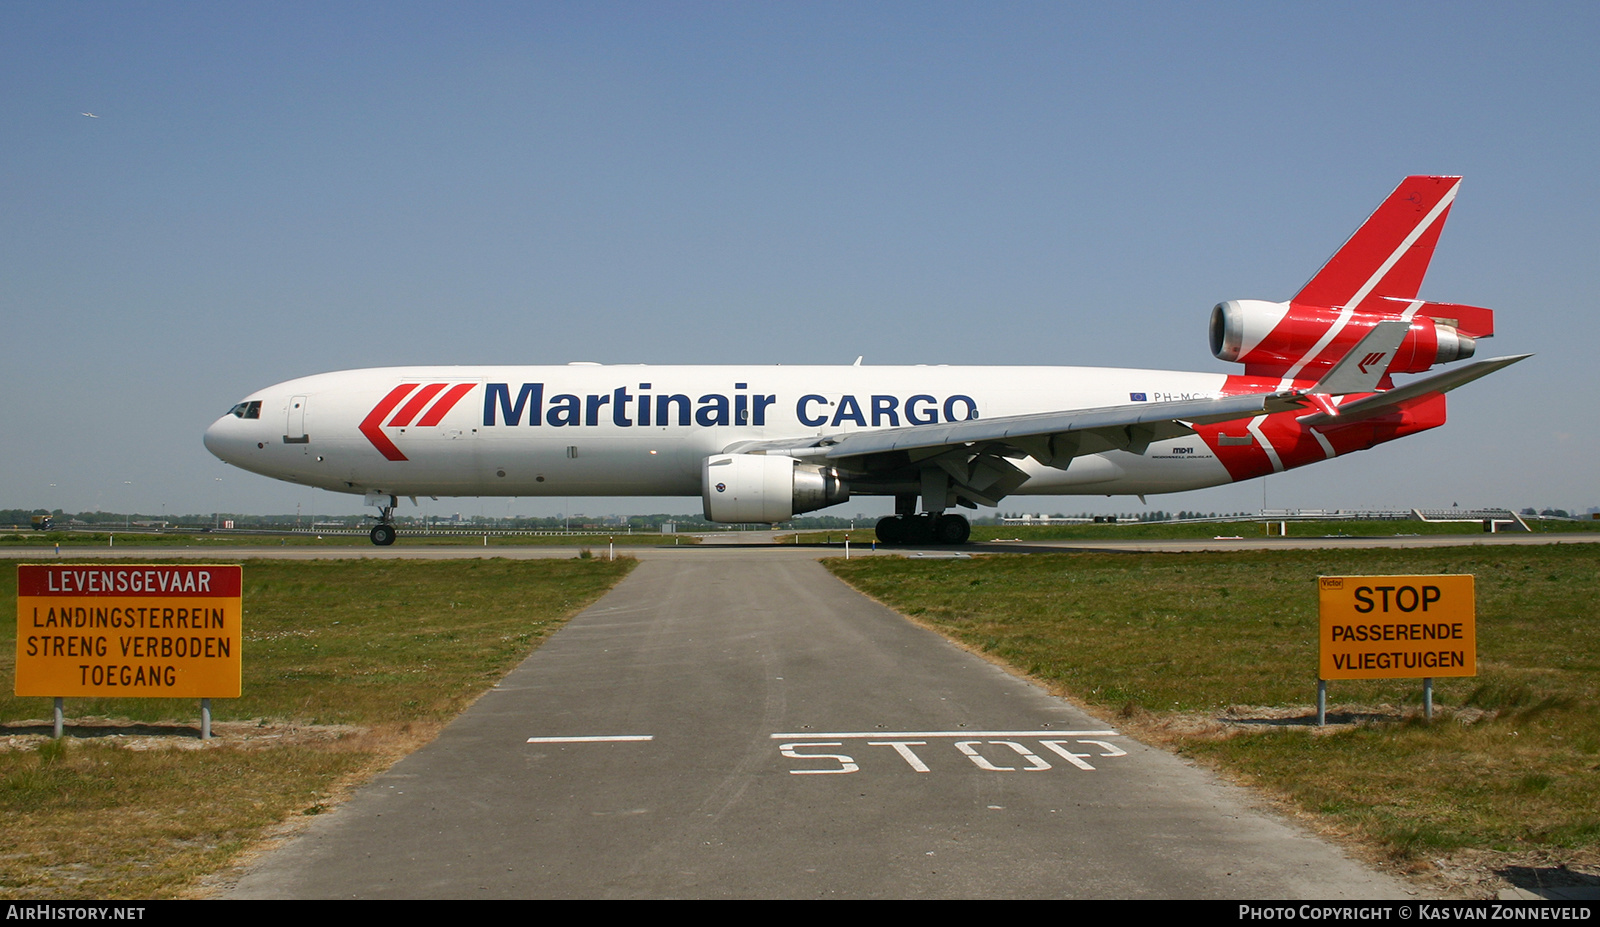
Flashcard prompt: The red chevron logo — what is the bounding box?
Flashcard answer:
[1357,352,1388,375]
[359,382,475,461]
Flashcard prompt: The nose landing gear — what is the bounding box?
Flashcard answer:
[368,495,398,546]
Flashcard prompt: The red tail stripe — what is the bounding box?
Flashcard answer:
[416,383,475,427]
[388,383,447,427]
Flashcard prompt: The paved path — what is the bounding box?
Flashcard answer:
[227,554,1413,899]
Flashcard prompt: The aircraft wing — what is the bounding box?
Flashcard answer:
[724,319,1439,468]
[721,352,1529,509]
[720,390,1312,507]
[724,390,1308,466]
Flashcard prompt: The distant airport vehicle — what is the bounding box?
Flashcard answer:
[30,514,52,531]
[205,176,1527,546]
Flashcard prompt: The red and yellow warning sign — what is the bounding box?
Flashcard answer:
[16,564,242,698]
[1317,574,1475,680]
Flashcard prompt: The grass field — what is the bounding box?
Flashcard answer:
[0,557,634,898]
[968,518,1600,542]
[826,544,1600,875]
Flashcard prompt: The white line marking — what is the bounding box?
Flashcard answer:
[1077,740,1127,757]
[1279,306,1358,389]
[1245,415,1283,472]
[1345,185,1457,315]
[956,740,1015,771]
[769,730,1117,739]
[1039,740,1096,770]
[526,735,654,743]
[870,741,931,772]
[779,742,859,774]
[1310,427,1335,459]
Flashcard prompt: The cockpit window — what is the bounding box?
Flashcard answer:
[228,401,262,419]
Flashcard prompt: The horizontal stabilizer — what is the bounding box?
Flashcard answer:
[1363,297,1495,339]
[1297,354,1530,427]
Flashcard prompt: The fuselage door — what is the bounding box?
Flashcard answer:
[286,395,308,443]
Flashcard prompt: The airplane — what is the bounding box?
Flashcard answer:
[204,176,1528,546]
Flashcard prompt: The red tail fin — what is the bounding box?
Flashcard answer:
[1294,176,1460,310]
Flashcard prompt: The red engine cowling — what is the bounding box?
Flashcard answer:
[1210,298,1491,380]
[1208,176,1498,382]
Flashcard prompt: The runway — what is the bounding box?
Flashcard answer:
[221,549,1413,898]
[3,528,1593,562]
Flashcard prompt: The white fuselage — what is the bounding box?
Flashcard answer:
[203,364,1240,501]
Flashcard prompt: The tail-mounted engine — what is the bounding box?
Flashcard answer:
[1208,176,1497,382]
[702,454,850,523]
[1210,298,1491,379]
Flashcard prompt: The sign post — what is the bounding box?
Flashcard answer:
[16,564,243,736]
[1316,575,1475,724]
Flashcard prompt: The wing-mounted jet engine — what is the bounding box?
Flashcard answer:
[702,454,849,523]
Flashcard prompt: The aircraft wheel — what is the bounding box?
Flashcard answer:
[875,516,904,545]
[370,525,397,546]
[934,513,971,544]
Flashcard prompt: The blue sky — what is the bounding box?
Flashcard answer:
[3,2,1595,520]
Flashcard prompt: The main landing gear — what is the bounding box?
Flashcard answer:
[369,496,398,546]
[874,513,971,545]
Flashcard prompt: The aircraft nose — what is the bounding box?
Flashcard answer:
[204,415,247,464]
[203,417,226,460]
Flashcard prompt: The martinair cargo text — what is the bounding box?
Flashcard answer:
[205,177,1527,545]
